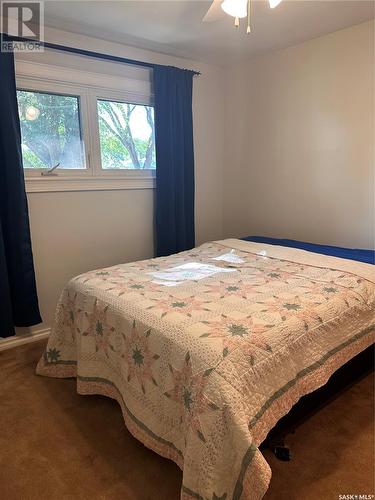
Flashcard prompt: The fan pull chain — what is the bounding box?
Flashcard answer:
[235,16,240,27]
[247,0,251,33]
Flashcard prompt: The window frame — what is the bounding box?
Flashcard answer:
[16,63,156,193]
[88,88,156,179]
[17,78,92,178]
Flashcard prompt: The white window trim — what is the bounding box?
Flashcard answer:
[16,60,156,193]
[24,175,155,193]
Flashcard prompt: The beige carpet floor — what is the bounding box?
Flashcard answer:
[0,340,373,500]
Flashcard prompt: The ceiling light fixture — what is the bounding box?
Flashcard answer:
[221,0,248,19]
[221,0,248,28]
[217,0,283,33]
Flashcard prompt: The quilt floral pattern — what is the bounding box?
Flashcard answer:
[37,239,375,500]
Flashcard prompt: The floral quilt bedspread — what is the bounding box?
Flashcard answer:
[37,239,375,500]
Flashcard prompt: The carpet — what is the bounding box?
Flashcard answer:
[0,341,373,500]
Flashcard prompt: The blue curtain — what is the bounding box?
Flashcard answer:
[153,66,196,257]
[0,50,42,337]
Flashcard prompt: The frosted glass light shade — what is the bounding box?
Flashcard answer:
[221,0,248,19]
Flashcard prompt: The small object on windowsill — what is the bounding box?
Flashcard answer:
[41,163,60,176]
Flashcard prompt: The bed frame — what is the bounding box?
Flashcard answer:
[262,345,374,460]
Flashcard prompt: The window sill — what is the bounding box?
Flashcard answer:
[25,176,156,193]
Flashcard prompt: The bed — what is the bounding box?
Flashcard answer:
[37,238,375,500]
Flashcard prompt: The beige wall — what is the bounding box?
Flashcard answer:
[16,26,225,334]
[23,190,155,333]
[223,21,374,249]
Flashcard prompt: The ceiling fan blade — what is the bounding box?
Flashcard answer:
[202,0,226,23]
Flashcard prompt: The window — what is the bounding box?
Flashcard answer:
[98,100,155,170]
[17,89,86,170]
[16,67,156,192]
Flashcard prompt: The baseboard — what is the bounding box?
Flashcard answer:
[0,328,51,352]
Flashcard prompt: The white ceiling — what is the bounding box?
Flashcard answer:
[44,1,375,65]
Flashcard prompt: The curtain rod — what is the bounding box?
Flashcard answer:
[2,34,201,76]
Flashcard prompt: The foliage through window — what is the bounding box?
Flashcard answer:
[98,100,156,170]
[17,90,86,169]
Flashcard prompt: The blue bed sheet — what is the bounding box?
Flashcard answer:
[241,236,375,265]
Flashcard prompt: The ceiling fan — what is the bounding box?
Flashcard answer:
[203,0,283,33]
